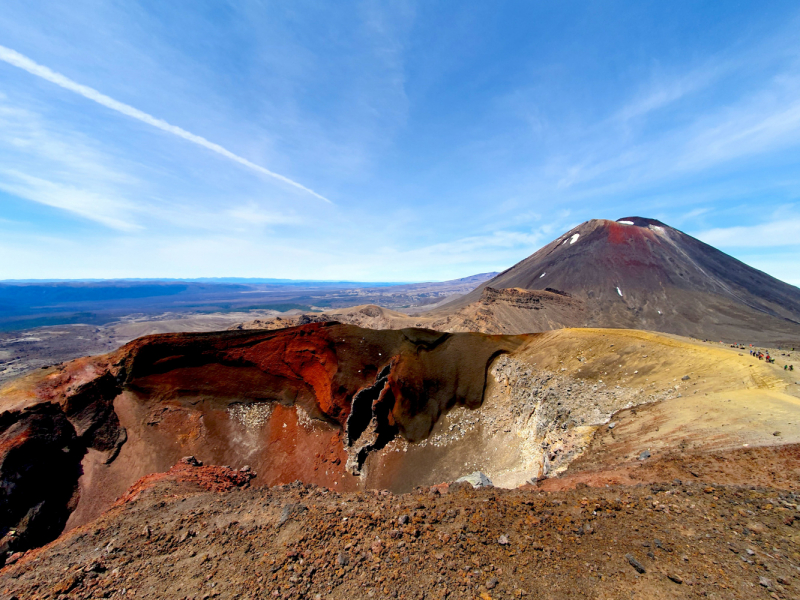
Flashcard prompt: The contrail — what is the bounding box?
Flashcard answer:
[0,45,331,203]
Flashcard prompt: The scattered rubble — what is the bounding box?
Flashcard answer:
[2,475,798,599]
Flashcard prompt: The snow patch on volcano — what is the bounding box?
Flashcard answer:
[570,233,580,244]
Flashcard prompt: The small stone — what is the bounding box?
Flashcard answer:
[626,553,646,574]
[759,576,773,588]
[746,548,755,556]
[773,431,781,437]
[682,375,690,381]
[142,525,151,538]
[486,577,499,589]
[336,551,349,567]
[398,515,410,525]
[455,471,493,488]
[85,561,105,573]
[240,465,251,472]
[777,576,790,586]
[667,573,683,584]
[181,455,203,467]
[498,535,510,546]
[639,450,651,461]
[278,503,307,527]
[608,422,616,429]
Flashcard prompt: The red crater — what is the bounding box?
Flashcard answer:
[0,322,523,559]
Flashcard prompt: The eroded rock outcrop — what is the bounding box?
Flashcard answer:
[0,403,83,561]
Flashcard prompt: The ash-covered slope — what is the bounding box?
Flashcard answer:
[436,217,800,343]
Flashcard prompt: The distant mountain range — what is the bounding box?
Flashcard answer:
[0,274,498,332]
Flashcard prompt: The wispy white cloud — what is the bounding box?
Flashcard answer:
[695,218,800,248]
[684,207,710,220]
[0,44,331,204]
[0,98,148,230]
[0,103,136,186]
[727,251,800,286]
[0,92,317,234]
[225,203,301,227]
[0,169,140,231]
[616,61,729,123]
[669,206,712,227]
[544,72,800,202]
[676,98,800,170]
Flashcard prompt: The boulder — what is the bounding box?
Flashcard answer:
[455,471,493,488]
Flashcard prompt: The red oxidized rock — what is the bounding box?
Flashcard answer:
[0,323,522,554]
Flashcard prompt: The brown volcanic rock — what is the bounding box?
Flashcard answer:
[429,286,587,334]
[4,475,800,600]
[435,217,800,343]
[0,403,83,561]
[115,322,520,439]
[0,322,521,554]
[229,304,426,332]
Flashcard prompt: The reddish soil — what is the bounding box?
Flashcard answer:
[113,462,255,507]
[606,220,656,247]
[540,443,800,492]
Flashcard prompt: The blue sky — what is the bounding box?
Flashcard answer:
[1,1,800,283]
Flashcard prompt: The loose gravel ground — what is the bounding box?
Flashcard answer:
[2,474,799,600]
